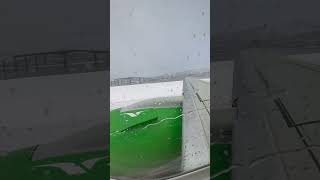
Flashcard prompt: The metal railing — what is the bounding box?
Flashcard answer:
[0,50,109,80]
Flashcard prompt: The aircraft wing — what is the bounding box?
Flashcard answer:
[232,49,320,180]
[182,78,210,172]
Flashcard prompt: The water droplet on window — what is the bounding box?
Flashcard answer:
[224,150,229,156]
[44,170,51,175]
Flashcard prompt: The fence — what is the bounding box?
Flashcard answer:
[0,50,109,80]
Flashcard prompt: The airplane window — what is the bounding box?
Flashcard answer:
[110,0,210,179]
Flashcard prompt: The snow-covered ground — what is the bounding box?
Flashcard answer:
[110,78,209,110]
[110,81,183,110]
[0,71,107,151]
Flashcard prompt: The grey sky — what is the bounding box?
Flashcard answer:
[212,0,320,33]
[0,0,108,57]
[110,0,210,79]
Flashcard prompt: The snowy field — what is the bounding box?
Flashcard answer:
[110,81,183,110]
[0,71,107,151]
[110,78,209,110]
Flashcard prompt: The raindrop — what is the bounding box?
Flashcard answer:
[193,33,196,39]
[129,9,134,17]
[44,170,51,176]
[201,11,205,16]
[139,154,144,159]
[224,150,229,156]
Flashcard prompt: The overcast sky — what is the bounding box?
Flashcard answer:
[212,0,320,33]
[2,0,320,71]
[0,0,108,57]
[110,0,210,79]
